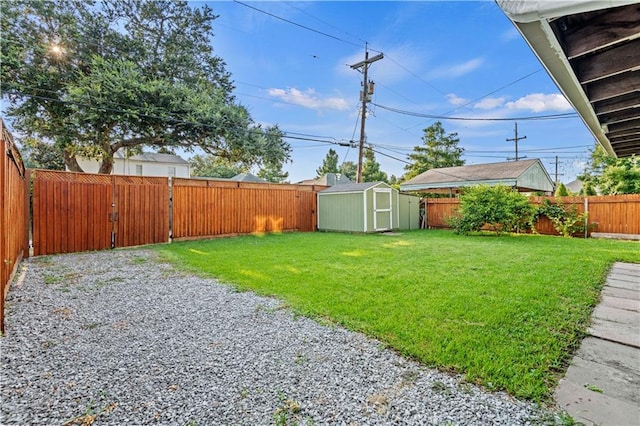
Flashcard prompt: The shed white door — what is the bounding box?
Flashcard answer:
[373,188,392,231]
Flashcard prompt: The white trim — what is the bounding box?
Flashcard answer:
[363,189,368,232]
[316,192,320,230]
[373,188,393,232]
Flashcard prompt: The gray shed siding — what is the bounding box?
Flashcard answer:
[318,192,365,232]
[398,194,420,230]
[518,163,554,192]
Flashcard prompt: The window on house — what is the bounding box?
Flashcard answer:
[135,164,143,176]
[168,167,176,177]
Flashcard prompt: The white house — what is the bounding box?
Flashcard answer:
[75,150,191,178]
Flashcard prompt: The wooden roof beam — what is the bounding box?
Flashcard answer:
[572,39,640,84]
[561,5,640,59]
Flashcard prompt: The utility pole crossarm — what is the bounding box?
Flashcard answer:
[506,122,527,161]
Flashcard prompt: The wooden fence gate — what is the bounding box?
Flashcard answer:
[32,170,169,256]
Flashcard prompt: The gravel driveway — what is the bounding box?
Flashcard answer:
[1,249,560,425]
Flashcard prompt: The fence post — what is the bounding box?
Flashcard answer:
[584,197,589,239]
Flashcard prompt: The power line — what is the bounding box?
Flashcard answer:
[282,2,367,45]
[372,102,579,121]
[232,1,362,48]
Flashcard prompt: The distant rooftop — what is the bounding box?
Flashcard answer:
[114,151,189,165]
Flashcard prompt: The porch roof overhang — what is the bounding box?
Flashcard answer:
[497,0,640,158]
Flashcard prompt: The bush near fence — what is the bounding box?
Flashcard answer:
[423,195,640,236]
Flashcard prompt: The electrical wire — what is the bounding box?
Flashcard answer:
[232,1,362,49]
[373,102,579,121]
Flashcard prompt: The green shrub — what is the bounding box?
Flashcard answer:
[554,182,569,196]
[533,199,591,238]
[448,185,534,235]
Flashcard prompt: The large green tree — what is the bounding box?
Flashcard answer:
[19,138,66,170]
[257,162,289,183]
[579,145,640,194]
[339,161,357,181]
[362,148,388,183]
[404,121,465,180]
[316,148,339,177]
[190,155,247,178]
[1,0,290,174]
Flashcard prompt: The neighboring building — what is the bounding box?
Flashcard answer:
[400,159,555,194]
[565,179,584,194]
[76,150,190,178]
[317,182,420,233]
[299,173,352,187]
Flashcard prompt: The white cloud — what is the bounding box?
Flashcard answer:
[450,58,484,77]
[427,57,485,80]
[268,87,350,111]
[336,43,429,85]
[473,97,506,110]
[500,27,520,42]
[447,93,469,106]
[505,93,572,112]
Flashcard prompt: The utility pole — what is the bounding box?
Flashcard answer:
[554,155,564,191]
[506,122,527,161]
[350,47,383,183]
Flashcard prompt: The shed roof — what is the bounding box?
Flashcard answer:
[114,151,189,165]
[319,181,389,194]
[497,0,640,158]
[400,159,554,192]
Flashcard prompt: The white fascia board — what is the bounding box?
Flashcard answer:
[496,0,632,23]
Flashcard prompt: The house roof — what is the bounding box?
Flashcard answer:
[400,159,554,192]
[114,151,189,165]
[319,181,389,194]
[229,173,266,183]
[565,179,584,193]
[497,0,640,158]
[298,173,353,186]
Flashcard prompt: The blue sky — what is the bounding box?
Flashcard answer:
[203,0,595,183]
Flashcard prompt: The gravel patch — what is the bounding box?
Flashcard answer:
[1,249,561,425]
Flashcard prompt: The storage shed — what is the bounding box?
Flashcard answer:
[317,182,420,233]
[399,159,555,194]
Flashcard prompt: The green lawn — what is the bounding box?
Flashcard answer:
[156,230,640,400]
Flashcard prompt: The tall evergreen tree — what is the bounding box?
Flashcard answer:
[362,148,388,183]
[316,148,339,177]
[404,121,464,180]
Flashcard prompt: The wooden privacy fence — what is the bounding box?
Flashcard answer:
[1,120,29,334]
[171,178,320,239]
[31,171,325,255]
[32,170,169,255]
[423,194,640,235]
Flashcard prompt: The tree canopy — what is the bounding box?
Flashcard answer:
[1,0,290,173]
[257,162,289,183]
[579,145,640,194]
[316,149,340,177]
[362,148,388,183]
[339,161,357,181]
[190,155,247,179]
[404,121,465,180]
